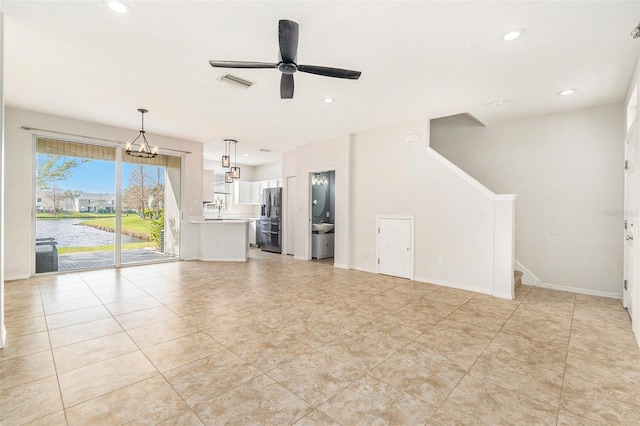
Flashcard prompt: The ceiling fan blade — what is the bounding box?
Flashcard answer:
[278,20,299,63]
[280,73,294,99]
[297,65,361,80]
[209,60,277,69]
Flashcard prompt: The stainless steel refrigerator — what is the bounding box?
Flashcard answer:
[257,187,281,253]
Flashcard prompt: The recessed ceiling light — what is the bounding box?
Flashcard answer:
[106,1,130,14]
[243,154,249,157]
[557,89,576,96]
[247,160,253,163]
[502,29,525,42]
[492,100,504,106]
[323,97,335,103]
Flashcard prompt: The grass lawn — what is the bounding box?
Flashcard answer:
[37,212,114,220]
[79,215,153,239]
[58,242,155,255]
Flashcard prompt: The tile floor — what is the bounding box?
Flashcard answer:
[1,249,639,425]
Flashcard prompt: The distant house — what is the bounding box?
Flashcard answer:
[74,193,115,213]
[36,190,75,213]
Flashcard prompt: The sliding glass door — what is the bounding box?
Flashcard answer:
[120,153,181,265]
[35,137,181,274]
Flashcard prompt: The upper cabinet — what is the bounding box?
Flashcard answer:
[233,179,281,205]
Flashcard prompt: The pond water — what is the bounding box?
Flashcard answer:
[36,218,147,247]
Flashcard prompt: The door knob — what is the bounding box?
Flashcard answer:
[627,235,634,240]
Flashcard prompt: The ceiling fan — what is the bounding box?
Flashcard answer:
[209,20,361,99]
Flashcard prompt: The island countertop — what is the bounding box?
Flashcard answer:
[190,219,250,261]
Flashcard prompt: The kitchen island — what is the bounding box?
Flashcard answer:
[189,219,250,261]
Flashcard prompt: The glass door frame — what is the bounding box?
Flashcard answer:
[32,132,184,274]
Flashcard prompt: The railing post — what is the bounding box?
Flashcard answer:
[493,194,517,299]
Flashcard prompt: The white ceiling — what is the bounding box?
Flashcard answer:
[2,1,639,165]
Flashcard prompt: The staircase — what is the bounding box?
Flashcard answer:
[514,270,523,288]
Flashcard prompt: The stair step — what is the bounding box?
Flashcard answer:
[514,270,523,288]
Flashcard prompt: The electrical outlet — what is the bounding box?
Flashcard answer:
[326,212,330,217]
[424,254,429,263]
[437,255,443,265]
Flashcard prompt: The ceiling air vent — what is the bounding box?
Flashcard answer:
[217,73,255,89]
[259,149,271,152]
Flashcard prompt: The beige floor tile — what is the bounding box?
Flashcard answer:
[484,332,568,373]
[317,333,398,373]
[58,350,158,407]
[65,375,188,425]
[368,342,466,406]
[0,331,51,362]
[5,303,45,321]
[501,316,571,344]
[203,316,277,348]
[0,350,56,390]
[0,375,64,425]
[427,410,466,425]
[355,317,423,349]
[115,305,181,330]
[106,296,163,316]
[142,332,226,372]
[468,352,563,408]
[92,285,149,304]
[53,331,138,372]
[556,411,602,426]
[5,315,48,337]
[164,349,261,407]
[413,332,486,371]
[280,317,350,347]
[444,306,509,332]
[561,373,640,424]
[40,287,95,304]
[48,316,123,348]
[463,294,520,318]
[128,317,199,348]
[423,288,476,306]
[25,410,68,426]
[428,319,498,347]
[45,305,111,330]
[43,294,102,316]
[267,351,363,406]
[158,410,205,425]
[439,376,557,425]
[193,374,313,425]
[294,409,341,425]
[319,375,437,425]
[231,331,312,371]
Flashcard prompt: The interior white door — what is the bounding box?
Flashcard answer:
[378,218,412,279]
[286,176,296,255]
[624,120,637,319]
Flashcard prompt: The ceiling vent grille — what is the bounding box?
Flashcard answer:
[259,148,272,152]
[217,73,255,89]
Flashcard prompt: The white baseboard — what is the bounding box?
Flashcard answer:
[0,326,6,349]
[333,263,350,270]
[293,255,309,261]
[5,274,30,281]
[197,257,247,262]
[414,275,493,296]
[352,265,377,275]
[492,291,514,300]
[540,282,621,299]
[514,259,541,286]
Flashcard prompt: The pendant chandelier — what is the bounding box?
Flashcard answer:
[126,108,158,158]
[222,139,241,183]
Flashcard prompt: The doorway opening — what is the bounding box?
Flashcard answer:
[310,170,335,265]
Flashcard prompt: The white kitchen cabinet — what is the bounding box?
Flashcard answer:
[233,181,257,204]
[249,220,257,245]
[312,233,334,259]
[203,170,214,202]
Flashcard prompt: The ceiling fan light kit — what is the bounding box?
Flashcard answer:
[209,19,362,99]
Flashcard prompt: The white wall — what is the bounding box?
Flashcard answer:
[253,161,282,182]
[350,120,505,294]
[285,135,351,267]
[430,104,625,297]
[282,119,515,296]
[4,107,204,279]
[0,14,6,348]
